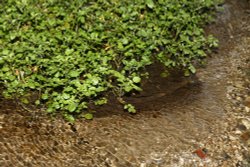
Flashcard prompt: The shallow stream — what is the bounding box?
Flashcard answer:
[0,0,250,166]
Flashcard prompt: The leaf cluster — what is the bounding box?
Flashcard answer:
[0,0,221,120]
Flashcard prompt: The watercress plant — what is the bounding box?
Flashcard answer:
[0,0,221,121]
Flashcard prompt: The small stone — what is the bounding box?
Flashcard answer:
[245,106,250,113]
[241,132,250,142]
[216,74,221,79]
[244,96,250,107]
[235,129,242,135]
[227,94,232,99]
[234,82,244,89]
[236,155,244,162]
[241,119,250,129]
[229,135,237,141]
[140,162,147,167]
[227,86,235,92]
[236,96,242,101]
[247,140,250,146]
[236,124,247,131]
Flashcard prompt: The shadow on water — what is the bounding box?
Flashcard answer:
[1,0,250,166]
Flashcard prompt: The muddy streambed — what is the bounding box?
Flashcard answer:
[0,0,250,167]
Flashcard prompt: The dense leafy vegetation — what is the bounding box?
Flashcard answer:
[0,0,221,121]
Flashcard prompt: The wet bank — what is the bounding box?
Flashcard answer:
[0,0,250,166]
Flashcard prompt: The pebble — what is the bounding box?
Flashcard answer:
[236,96,242,101]
[234,82,244,89]
[236,124,247,131]
[140,162,147,167]
[245,106,250,113]
[229,135,237,141]
[235,129,243,135]
[241,132,250,142]
[227,86,235,92]
[241,119,250,130]
[244,96,250,107]
[216,74,221,79]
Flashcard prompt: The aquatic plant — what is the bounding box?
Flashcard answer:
[0,0,221,121]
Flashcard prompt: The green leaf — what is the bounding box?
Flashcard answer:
[52,102,60,109]
[41,94,49,100]
[64,114,75,123]
[0,57,4,64]
[124,104,136,113]
[121,38,129,45]
[189,65,196,74]
[146,0,155,9]
[132,76,141,83]
[69,71,80,78]
[2,66,10,72]
[2,49,9,55]
[65,48,74,55]
[27,82,36,89]
[35,100,40,105]
[21,98,29,104]
[47,107,54,113]
[160,72,169,78]
[62,93,70,99]
[92,77,99,85]
[64,86,74,92]
[68,102,77,112]
[94,98,107,105]
[84,113,93,120]
[124,85,133,92]
[8,75,16,81]
[184,70,190,77]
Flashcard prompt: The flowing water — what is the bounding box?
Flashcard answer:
[0,0,250,167]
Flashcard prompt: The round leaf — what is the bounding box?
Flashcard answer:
[132,76,141,83]
[68,102,77,112]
